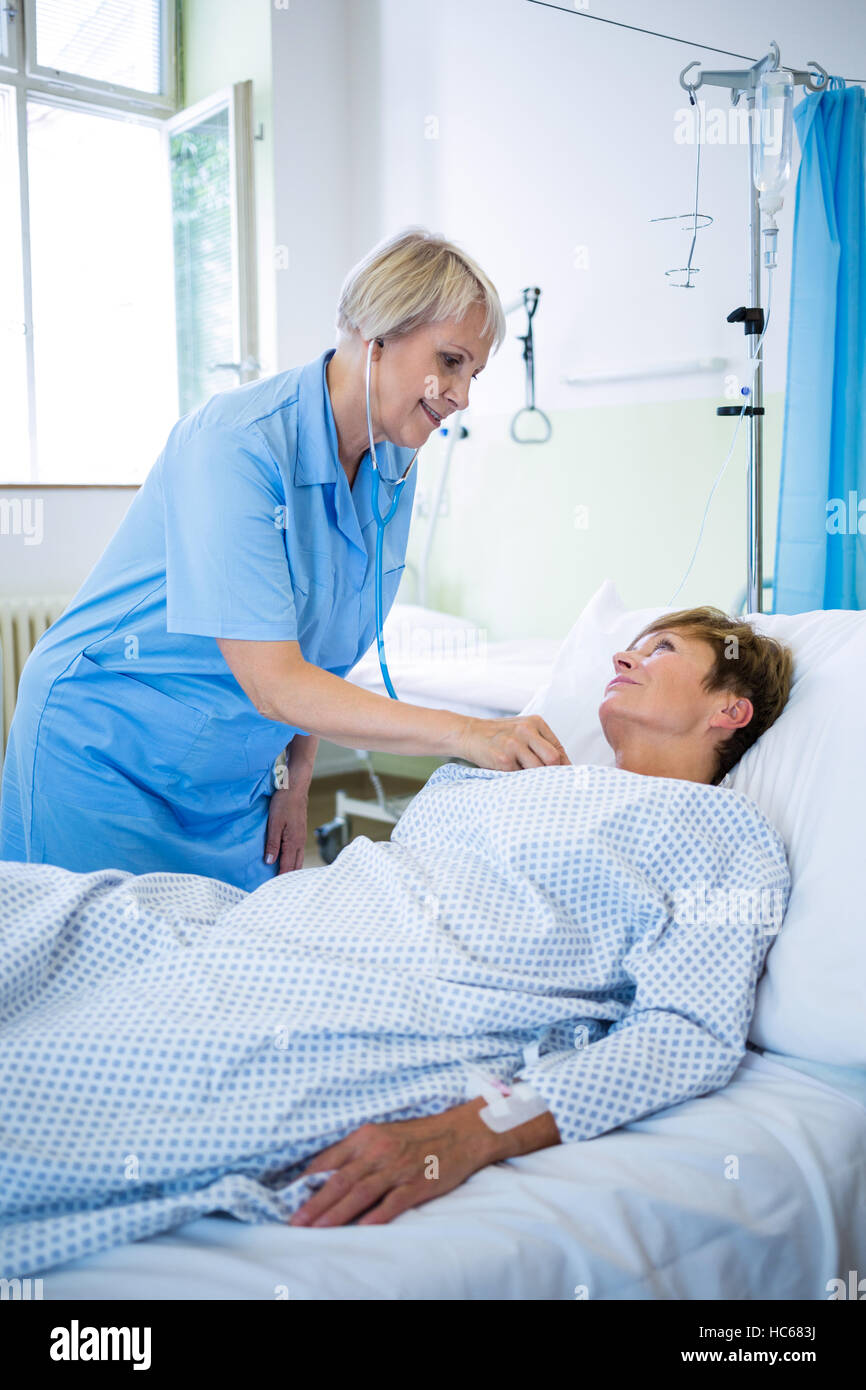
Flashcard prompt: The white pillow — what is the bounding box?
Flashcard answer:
[520,579,866,1067]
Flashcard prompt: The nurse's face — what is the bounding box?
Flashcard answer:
[372,302,492,447]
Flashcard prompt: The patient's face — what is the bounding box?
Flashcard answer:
[598,628,726,746]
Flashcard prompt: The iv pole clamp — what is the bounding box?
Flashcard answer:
[717,307,766,417]
[510,287,552,444]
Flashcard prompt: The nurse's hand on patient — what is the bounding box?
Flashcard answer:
[459,715,571,771]
[264,787,308,873]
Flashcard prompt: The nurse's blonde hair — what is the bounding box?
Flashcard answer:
[335,226,506,351]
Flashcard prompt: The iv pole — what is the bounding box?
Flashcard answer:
[678,42,828,613]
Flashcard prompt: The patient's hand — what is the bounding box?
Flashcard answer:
[287,1098,561,1228]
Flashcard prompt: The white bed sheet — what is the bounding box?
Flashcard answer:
[37,1051,866,1301]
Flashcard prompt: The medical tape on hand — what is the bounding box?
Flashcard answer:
[464,1050,550,1134]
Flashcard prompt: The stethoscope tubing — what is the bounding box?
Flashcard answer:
[365,337,420,699]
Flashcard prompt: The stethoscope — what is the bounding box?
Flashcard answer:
[365,336,421,699]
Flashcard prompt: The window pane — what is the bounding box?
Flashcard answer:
[27,101,177,483]
[0,86,30,483]
[35,0,161,95]
[170,106,236,415]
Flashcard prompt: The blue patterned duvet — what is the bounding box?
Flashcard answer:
[0,763,790,1276]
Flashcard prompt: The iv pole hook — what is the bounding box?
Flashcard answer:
[679,60,703,93]
[510,287,552,444]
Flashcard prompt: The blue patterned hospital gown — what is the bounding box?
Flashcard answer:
[0,763,790,1276]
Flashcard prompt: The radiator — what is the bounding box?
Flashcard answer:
[0,595,70,754]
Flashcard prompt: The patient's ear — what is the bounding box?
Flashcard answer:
[710,697,754,732]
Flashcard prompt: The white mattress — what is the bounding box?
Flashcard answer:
[37,1051,866,1301]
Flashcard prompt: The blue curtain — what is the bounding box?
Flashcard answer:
[772,82,866,612]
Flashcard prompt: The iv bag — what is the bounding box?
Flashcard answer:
[752,68,793,198]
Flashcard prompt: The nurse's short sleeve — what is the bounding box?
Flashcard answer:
[163,425,299,641]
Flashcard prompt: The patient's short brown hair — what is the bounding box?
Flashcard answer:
[627,607,794,785]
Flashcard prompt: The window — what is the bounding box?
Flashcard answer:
[33,0,163,94]
[1,2,258,485]
[167,89,260,419]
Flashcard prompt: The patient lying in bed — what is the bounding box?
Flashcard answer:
[0,605,794,1276]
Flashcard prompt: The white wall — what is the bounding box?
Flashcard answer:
[4,1,864,621]
[268,0,866,632]
[270,0,354,366]
[0,490,135,600]
[267,0,849,400]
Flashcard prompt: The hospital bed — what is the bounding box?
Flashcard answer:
[23,581,866,1300]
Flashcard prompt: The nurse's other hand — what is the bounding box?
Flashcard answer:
[459,715,571,771]
[264,787,309,873]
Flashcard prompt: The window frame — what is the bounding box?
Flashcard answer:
[164,81,259,405]
[19,0,178,114]
[0,0,22,73]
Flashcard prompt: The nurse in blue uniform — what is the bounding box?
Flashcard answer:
[0,228,567,891]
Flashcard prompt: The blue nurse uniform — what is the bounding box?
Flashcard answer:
[0,348,418,890]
